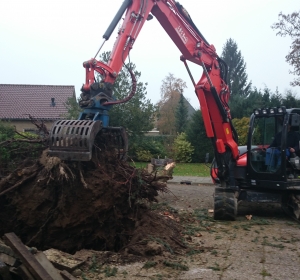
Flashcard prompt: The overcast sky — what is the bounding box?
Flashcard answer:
[1,0,299,109]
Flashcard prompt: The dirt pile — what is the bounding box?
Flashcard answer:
[0,149,182,257]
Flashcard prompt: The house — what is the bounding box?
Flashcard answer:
[0,84,75,132]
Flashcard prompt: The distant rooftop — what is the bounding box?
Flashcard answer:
[0,84,75,120]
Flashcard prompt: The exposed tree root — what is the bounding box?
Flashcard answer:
[0,148,181,256]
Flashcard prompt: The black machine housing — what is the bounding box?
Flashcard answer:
[213,107,300,206]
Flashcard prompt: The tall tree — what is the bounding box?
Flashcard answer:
[157,73,187,135]
[63,96,82,119]
[186,110,214,163]
[175,93,188,133]
[269,87,283,107]
[159,73,187,103]
[282,89,300,108]
[231,117,250,146]
[221,38,252,96]
[230,87,282,118]
[272,11,300,86]
[98,52,156,138]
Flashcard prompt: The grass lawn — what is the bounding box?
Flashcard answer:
[131,162,211,177]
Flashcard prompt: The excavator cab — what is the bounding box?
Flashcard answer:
[247,107,300,183]
[212,107,300,221]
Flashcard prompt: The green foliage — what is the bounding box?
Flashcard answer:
[208,262,221,271]
[173,133,194,163]
[282,90,300,108]
[175,93,188,133]
[221,38,252,96]
[103,266,118,277]
[136,149,152,162]
[143,261,157,269]
[186,110,214,163]
[231,117,250,145]
[0,121,42,174]
[131,162,210,177]
[0,122,16,169]
[128,135,169,161]
[149,237,173,254]
[63,96,83,119]
[173,163,209,176]
[88,255,101,272]
[163,261,189,271]
[98,52,156,138]
[229,87,300,119]
[0,121,15,139]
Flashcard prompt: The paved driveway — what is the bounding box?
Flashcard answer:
[154,183,300,280]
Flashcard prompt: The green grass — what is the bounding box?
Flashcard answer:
[143,261,158,269]
[131,162,210,177]
[163,261,189,271]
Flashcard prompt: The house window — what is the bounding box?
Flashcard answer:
[23,128,38,134]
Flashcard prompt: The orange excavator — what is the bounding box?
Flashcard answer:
[49,0,300,221]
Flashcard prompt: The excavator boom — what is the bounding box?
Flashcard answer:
[49,0,300,223]
[49,0,238,191]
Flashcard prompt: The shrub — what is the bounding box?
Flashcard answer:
[0,121,43,175]
[128,135,168,161]
[0,121,15,163]
[136,149,152,162]
[173,133,194,163]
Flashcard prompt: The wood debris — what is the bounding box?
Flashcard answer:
[0,233,86,280]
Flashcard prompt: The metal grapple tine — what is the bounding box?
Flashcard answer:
[49,120,102,161]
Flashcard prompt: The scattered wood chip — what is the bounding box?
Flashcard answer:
[60,270,78,280]
[186,236,192,242]
[43,249,84,272]
[245,215,252,220]
[208,209,214,213]
[164,162,176,171]
[0,252,19,267]
[34,251,64,280]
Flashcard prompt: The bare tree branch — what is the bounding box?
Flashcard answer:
[272,11,300,86]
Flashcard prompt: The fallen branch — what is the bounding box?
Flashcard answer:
[0,171,38,197]
[170,235,187,248]
[0,138,47,146]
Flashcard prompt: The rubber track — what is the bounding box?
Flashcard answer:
[214,187,237,221]
[281,194,300,223]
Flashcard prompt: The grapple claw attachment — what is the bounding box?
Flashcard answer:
[49,120,102,161]
[94,127,128,161]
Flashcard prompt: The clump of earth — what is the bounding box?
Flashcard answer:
[0,149,183,258]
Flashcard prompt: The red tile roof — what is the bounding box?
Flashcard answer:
[0,84,75,120]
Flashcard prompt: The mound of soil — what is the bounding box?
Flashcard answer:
[0,149,182,257]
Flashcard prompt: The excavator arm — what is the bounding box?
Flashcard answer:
[50,0,239,190]
[89,0,239,182]
[55,0,300,223]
